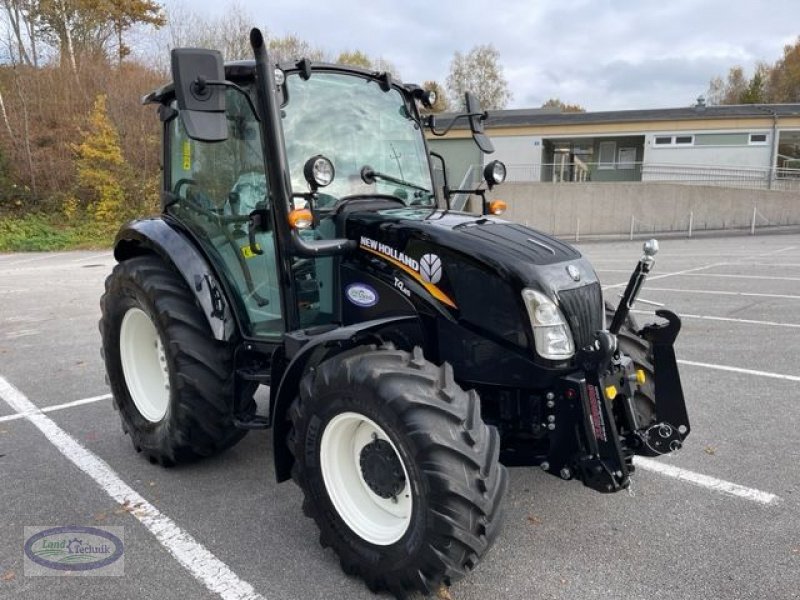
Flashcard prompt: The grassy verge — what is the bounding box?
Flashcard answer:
[0,213,117,252]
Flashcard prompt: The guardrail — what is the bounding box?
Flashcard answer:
[500,162,800,191]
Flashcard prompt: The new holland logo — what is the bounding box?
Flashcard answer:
[419,254,442,284]
[359,237,456,308]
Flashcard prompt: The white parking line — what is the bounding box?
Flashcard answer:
[643,287,800,300]
[634,457,780,505]
[2,252,71,266]
[602,262,727,290]
[597,269,800,282]
[676,359,800,383]
[762,246,797,256]
[0,393,111,423]
[71,252,113,263]
[4,329,40,339]
[0,376,266,600]
[631,309,800,329]
[739,262,800,268]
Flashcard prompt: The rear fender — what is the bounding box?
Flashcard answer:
[270,316,421,482]
[114,218,236,342]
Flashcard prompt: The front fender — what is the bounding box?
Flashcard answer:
[114,218,236,342]
[270,315,421,482]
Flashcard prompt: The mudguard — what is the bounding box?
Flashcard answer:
[113,217,236,341]
[270,315,421,482]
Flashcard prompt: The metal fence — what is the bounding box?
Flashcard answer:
[502,162,800,191]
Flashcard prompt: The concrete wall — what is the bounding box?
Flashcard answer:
[488,182,800,236]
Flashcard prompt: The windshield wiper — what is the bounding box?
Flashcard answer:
[360,165,430,194]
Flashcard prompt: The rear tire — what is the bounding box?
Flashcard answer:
[606,302,656,426]
[99,255,254,465]
[288,345,507,597]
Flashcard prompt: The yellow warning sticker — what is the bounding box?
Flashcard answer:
[241,244,261,259]
[181,141,191,171]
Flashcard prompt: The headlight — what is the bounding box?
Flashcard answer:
[303,154,335,189]
[521,289,575,360]
[483,160,507,187]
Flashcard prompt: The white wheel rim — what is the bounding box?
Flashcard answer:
[119,307,170,423]
[320,412,412,545]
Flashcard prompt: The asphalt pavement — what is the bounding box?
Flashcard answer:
[1,233,799,599]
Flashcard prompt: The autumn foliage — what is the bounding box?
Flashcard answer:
[0,59,162,223]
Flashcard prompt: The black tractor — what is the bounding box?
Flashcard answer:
[99,29,690,597]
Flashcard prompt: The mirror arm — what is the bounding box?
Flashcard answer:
[426,112,483,136]
[197,79,261,121]
[429,151,450,210]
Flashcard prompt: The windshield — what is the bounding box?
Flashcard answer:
[282,72,434,207]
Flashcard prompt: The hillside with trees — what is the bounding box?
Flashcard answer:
[0,1,516,250]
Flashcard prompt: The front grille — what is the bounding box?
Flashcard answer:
[558,283,604,350]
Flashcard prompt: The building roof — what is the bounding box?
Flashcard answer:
[439,104,800,130]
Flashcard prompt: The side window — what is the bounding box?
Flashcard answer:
[167,89,284,340]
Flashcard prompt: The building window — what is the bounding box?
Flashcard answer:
[653,134,694,146]
[598,141,616,169]
[749,133,768,145]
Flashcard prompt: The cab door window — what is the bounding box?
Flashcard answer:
[167,89,284,339]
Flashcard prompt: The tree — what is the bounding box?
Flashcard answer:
[33,0,165,69]
[541,98,585,113]
[740,63,769,104]
[70,94,128,223]
[36,0,134,70]
[445,44,511,110]
[706,37,800,105]
[768,37,800,103]
[105,0,165,65]
[707,65,750,105]
[161,1,252,61]
[268,33,325,64]
[421,80,449,113]
[336,49,371,69]
[1,0,39,66]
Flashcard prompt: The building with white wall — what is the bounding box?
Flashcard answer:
[429,104,800,191]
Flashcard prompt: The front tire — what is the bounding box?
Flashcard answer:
[100,255,254,465]
[288,346,507,596]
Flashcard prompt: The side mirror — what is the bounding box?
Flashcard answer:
[465,92,494,154]
[171,48,228,142]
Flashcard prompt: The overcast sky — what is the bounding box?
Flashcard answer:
[162,0,798,112]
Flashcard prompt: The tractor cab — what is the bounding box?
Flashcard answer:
[146,46,497,344]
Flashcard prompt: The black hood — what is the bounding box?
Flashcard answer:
[342,208,590,288]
